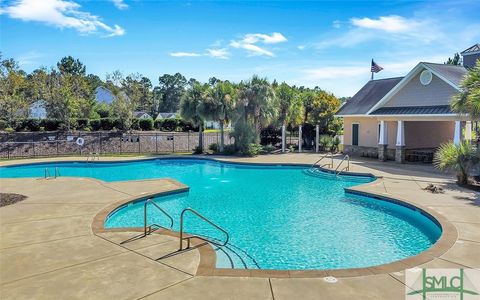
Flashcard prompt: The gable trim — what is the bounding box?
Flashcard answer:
[366,63,462,115]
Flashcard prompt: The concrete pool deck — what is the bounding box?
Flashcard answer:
[0,153,479,299]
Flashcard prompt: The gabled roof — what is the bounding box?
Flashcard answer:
[461,44,480,55]
[156,113,177,119]
[366,62,465,115]
[336,77,403,115]
[422,62,467,87]
[133,111,151,118]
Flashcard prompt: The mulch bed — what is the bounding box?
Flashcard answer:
[0,193,28,207]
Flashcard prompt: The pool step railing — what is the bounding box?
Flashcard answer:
[86,152,100,163]
[43,167,61,179]
[334,155,350,176]
[310,152,334,169]
[143,198,174,236]
[179,208,229,251]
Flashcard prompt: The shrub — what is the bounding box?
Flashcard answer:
[100,118,115,130]
[90,119,101,131]
[260,125,281,146]
[331,136,341,153]
[25,119,41,131]
[0,119,7,130]
[154,119,163,130]
[193,145,203,154]
[130,118,140,130]
[76,118,89,130]
[319,135,333,151]
[262,144,276,154]
[139,118,154,131]
[243,143,262,157]
[222,144,237,155]
[208,143,219,153]
[40,119,61,131]
[434,141,479,184]
[161,118,178,131]
[4,127,15,133]
[14,119,27,132]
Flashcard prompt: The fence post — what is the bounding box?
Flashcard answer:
[56,132,59,156]
[298,125,302,153]
[315,124,320,153]
[172,134,175,153]
[187,131,190,151]
[99,132,102,155]
[120,135,122,154]
[281,125,286,153]
[32,132,36,157]
[138,134,141,154]
[155,132,158,153]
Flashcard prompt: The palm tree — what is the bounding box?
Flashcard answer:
[434,141,479,184]
[199,81,237,152]
[451,59,480,118]
[237,76,277,143]
[180,82,208,152]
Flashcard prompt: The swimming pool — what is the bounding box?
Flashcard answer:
[0,158,441,270]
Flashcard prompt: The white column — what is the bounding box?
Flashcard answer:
[453,121,461,145]
[465,121,472,141]
[298,125,302,152]
[379,121,388,145]
[396,120,405,146]
[281,125,286,153]
[315,124,319,153]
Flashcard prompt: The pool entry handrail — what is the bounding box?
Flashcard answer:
[335,154,350,176]
[179,208,229,251]
[310,152,334,169]
[86,152,100,163]
[143,198,174,236]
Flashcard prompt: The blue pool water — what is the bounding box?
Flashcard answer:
[0,158,441,270]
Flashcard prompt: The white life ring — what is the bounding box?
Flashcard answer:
[76,137,85,146]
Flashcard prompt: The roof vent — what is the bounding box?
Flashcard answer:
[420,70,432,85]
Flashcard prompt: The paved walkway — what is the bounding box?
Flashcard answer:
[0,154,479,299]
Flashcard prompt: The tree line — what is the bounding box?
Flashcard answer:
[0,54,342,155]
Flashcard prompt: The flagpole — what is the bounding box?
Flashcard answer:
[371,58,374,80]
[371,71,374,81]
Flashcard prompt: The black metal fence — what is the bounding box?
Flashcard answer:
[0,131,233,159]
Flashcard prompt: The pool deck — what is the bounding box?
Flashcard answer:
[1,153,479,299]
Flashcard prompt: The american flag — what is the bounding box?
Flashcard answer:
[371,59,383,73]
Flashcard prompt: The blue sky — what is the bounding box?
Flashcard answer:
[1,0,479,97]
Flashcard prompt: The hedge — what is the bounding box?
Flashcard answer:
[1,117,200,132]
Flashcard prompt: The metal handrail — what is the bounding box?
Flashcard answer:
[335,155,350,175]
[143,198,174,236]
[310,152,333,169]
[44,168,51,179]
[179,208,229,251]
[86,152,100,163]
[55,167,60,178]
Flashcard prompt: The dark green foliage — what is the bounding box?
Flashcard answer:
[260,125,281,146]
[193,145,203,154]
[0,119,7,130]
[242,143,262,157]
[25,119,41,132]
[160,118,177,131]
[100,118,115,130]
[139,118,153,131]
[208,143,219,153]
[154,119,163,130]
[262,144,277,153]
[90,119,101,131]
[76,118,89,130]
[222,144,237,155]
[130,118,140,130]
[40,119,61,131]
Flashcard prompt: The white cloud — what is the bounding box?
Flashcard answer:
[16,50,43,67]
[0,0,125,37]
[206,48,230,59]
[169,52,202,57]
[350,15,419,32]
[230,32,286,57]
[111,0,128,10]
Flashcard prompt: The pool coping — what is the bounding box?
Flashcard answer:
[82,156,458,279]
